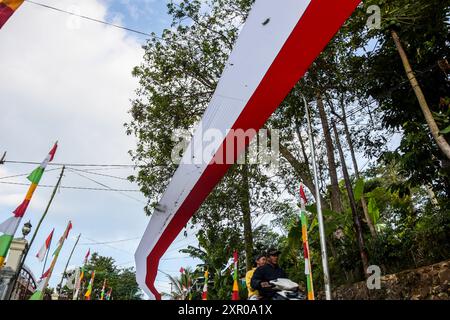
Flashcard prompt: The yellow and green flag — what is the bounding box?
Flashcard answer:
[85,271,95,300]
[300,184,314,300]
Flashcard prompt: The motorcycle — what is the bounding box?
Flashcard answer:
[269,278,307,300]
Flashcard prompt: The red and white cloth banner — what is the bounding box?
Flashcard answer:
[36,228,54,262]
[135,0,361,300]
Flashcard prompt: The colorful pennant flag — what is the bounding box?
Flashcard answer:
[79,249,90,283]
[29,221,72,300]
[300,184,314,300]
[100,279,107,300]
[85,249,91,261]
[0,0,24,29]
[0,143,58,269]
[84,271,96,300]
[74,248,90,299]
[66,221,72,239]
[201,270,209,300]
[231,250,239,300]
[300,184,308,210]
[36,229,54,262]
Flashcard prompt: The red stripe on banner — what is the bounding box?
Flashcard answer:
[0,3,14,29]
[13,199,30,218]
[143,0,361,299]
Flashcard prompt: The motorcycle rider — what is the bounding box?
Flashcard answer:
[245,254,267,300]
[250,248,287,300]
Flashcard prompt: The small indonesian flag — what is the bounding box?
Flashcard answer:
[66,221,73,239]
[85,248,91,261]
[300,184,308,210]
[36,229,54,262]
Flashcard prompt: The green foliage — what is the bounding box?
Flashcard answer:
[81,253,142,300]
[355,0,450,194]
[353,178,365,202]
[367,197,381,226]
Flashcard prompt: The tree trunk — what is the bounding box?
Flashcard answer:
[391,29,450,160]
[266,127,329,209]
[240,163,254,272]
[332,122,369,278]
[294,116,311,170]
[338,101,377,238]
[278,141,329,210]
[316,93,343,213]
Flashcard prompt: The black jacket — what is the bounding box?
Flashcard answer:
[250,263,287,299]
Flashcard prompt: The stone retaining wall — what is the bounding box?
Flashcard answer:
[324,260,450,300]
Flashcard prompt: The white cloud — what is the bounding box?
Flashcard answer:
[0,0,200,298]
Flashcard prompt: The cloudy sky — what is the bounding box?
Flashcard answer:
[0,0,200,298]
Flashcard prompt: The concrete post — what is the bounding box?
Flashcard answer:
[0,238,28,300]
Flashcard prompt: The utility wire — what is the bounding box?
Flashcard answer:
[0,167,62,180]
[160,256,192,261]
[79,237,140,246]
[3,160,140,167]
[68,167,131,181]
[81,236,134,255]
[24,0,153,37]
[0,181,141,192]
[66,168,146,204]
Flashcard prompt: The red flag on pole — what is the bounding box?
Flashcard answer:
[65,221,73,239]
[300,184,308,210]
[85,249,91,261]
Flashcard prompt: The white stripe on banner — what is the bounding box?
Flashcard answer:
[0,216,21,236]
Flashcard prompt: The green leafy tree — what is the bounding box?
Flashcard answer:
[79,253,142,300]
